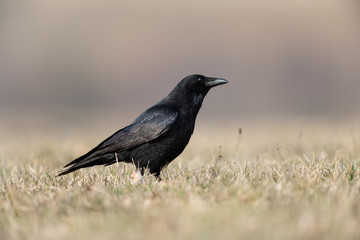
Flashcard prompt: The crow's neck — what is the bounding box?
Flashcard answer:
[164,90,205,117]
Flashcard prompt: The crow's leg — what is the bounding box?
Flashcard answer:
[151,169,162,181]
[155,173,162,181]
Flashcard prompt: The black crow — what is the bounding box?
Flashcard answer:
[57,74,228,178]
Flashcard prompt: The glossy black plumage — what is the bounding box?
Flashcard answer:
[57,74,228,178]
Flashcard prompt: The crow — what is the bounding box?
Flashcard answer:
[57,74,228,179]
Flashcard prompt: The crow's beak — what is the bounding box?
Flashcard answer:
[205,77,228,87]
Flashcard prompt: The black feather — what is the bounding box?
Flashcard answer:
[57,74,228,178]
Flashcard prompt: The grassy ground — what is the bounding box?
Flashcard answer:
[1,121,360,240]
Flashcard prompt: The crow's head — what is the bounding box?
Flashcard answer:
[182,74,228,95]
[166,74,228,110]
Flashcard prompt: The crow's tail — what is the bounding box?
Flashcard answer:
[56,154,115,176]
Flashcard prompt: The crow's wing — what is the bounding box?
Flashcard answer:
[98,105,179,153]
[64,105,179,168]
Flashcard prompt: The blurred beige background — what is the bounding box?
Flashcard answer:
[1,0,360,131]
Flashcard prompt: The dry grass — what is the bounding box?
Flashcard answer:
[1,121,360,240]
